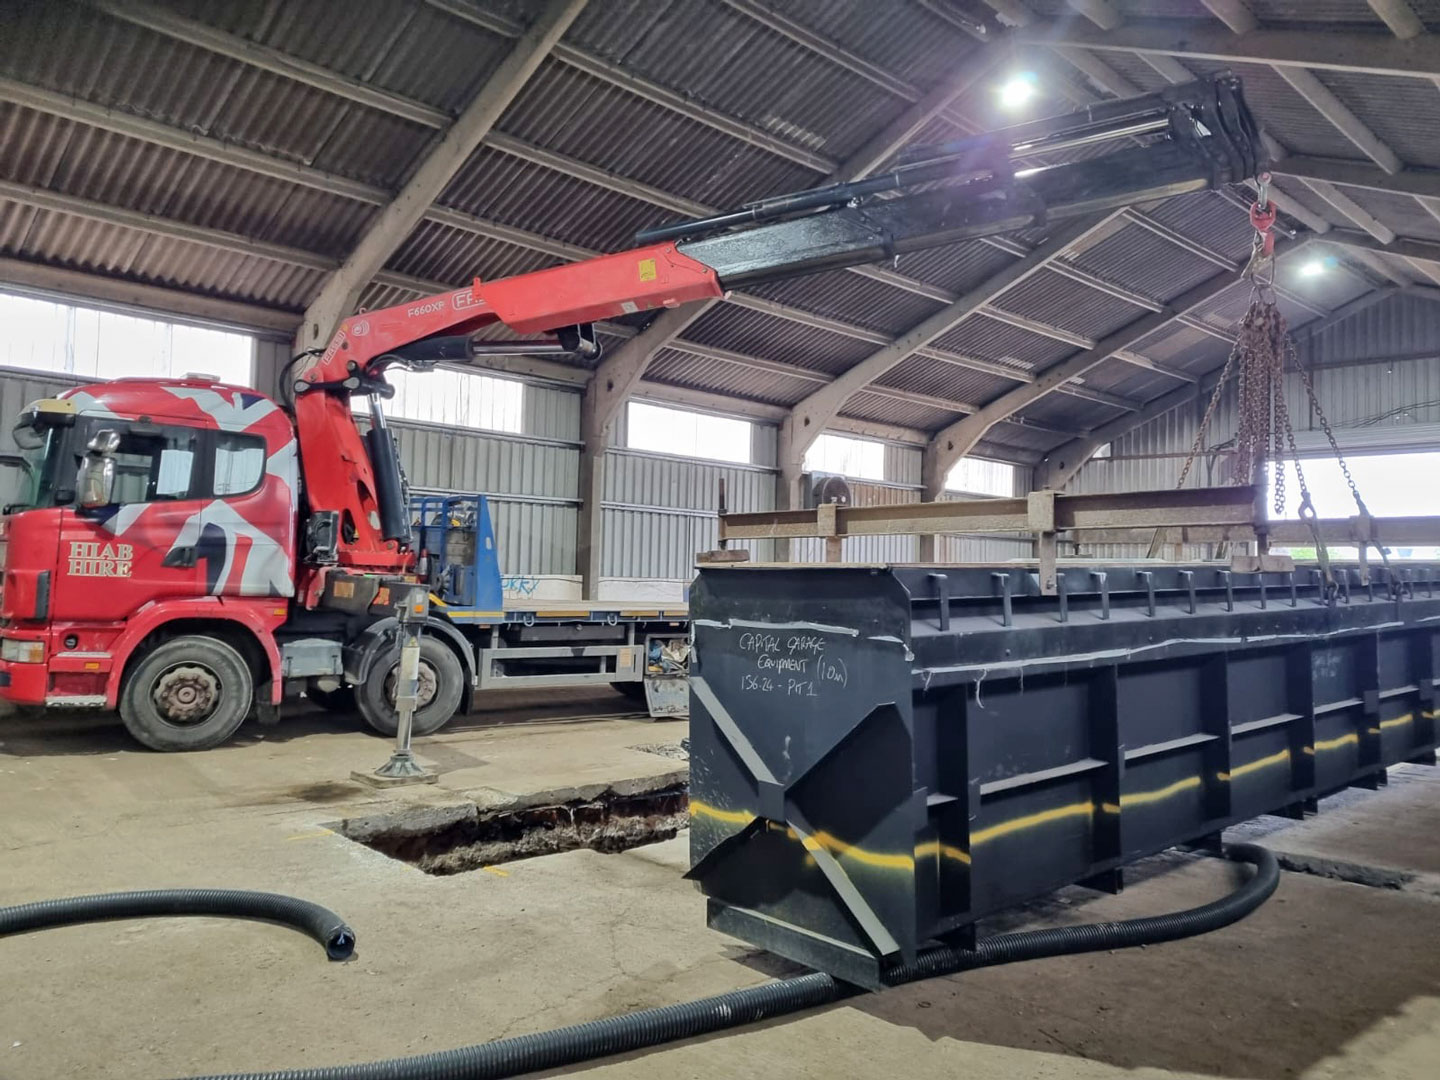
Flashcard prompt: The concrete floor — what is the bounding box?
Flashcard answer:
[1,692,1438,1080]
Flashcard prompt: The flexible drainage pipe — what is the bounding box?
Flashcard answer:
[0,888,356,961]
[180,843,1278,1080]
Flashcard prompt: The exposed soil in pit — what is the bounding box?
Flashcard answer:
[342,781,690,874]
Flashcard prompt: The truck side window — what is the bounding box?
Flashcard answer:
[110,427,198,504]
[213,432,266,497]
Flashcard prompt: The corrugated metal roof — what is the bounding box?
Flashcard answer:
[932,313,1076,371]
[1244,0,1396,28]
[1310,69,1440,170]
[990,268,1150,340]
[840,391,959,431]
[773,0,983,91]
[895,240,1019,296]
[386,220,559,286]
[1070,222,1222,302]
[1026,0,1215,17]
[643,345,818,405]
[495,58,817,209]
[1015,391,1125,432]
[1080,363,1188,402]
[1339,187,1440,243]
[1145,191,1258,263]
[565,0,910,162]
[1187,60,1363,160]
[441,145,660,254]
[0,0,1429,457]
[874,354,1024,405]
[742,273,943,337]
[683,302,876,375]
[0,103,378,257]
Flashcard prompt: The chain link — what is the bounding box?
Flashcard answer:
[1169,277,1390,584]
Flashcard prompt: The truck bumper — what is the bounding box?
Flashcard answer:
[0,658,48,704]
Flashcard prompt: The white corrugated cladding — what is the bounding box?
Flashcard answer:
[1072,300,1440,497]
[0,366,89,505]
[1065,292,1440,559]
[603,448,776,578]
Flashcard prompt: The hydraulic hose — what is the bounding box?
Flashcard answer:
[182,843,1278,1080]
[0,889,355,961]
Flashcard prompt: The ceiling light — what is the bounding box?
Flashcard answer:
[999,72,1038,109]
[1298,257,1331,278]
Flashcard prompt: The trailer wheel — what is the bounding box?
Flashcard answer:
[119,636,254,751]
[356,637,463,738]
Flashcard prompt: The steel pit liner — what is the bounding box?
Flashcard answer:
[687,562,1440,988]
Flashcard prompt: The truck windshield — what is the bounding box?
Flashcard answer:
[9,416,68,512]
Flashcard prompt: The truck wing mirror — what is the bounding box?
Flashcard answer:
[77,428,120,509]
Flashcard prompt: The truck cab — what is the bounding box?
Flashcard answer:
[0,377,299,748]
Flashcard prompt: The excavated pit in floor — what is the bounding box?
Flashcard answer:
[339,781,691,875]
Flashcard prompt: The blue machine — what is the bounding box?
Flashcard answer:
[410,494,504,616]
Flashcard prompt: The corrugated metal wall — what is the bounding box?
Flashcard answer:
[1065,291,1440,559]
[9,334,1046,583]
[603,449,775,578]
[1072,293,1440,499]
[0,342,586,578]
[792,481,920,563]
[0,366,91,505]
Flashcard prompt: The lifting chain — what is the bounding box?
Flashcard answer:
[1171,175,1394,595]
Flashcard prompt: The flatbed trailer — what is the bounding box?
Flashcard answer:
[412,494,690,717]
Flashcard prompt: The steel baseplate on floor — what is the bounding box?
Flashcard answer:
[686,563,1440,988]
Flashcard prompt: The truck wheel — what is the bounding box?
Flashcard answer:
[356,637,463,738]
[119,636,254,752]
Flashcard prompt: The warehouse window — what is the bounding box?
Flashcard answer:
[1270,452,1440,558]
[804,433,884,480]
[0,291,253,386]
[372,367,524,433]
[945,457,1017,497]
[626,401,752,464]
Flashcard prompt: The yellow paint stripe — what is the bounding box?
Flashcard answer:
[971,801,1094,846]
[689,799,755,826]
[1309,732,1361,754]
[1102,775,1204,815]
[1379,713,1414,730]
[801,829,915,871]
[914,839,972,865]
[284,828,334,841]
[441,610,505,617]
[481,865,509,877]
[1219,747,1291,782]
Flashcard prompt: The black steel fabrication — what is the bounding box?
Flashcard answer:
[688,561,1440,987]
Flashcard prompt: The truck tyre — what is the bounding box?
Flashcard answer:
[119,636,255,752]
[356,636,463,738]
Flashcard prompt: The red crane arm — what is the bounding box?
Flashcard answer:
[281,73,1263,585]
[287,243,722,580]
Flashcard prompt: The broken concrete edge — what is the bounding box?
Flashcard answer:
[330,766,690,844]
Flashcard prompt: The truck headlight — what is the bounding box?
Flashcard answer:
[1,639,44,663]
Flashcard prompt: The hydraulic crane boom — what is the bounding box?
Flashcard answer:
[289,74,1263,590]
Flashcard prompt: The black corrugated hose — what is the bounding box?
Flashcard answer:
[175,842,1277,1080]
[0,889,356,961]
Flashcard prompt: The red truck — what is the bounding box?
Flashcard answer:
[0,76,1263,749]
